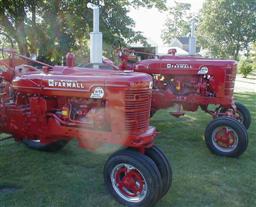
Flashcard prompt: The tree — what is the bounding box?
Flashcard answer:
[0,0,167,63]
[250,43,256,69]
[238,58,253,78]
[0,0,30,55]
[197,0,256,60]
[161,1,191,44]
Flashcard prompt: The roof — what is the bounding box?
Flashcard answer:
[177,37,189,45]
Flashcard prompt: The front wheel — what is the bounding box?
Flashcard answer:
[104,149,162,207]
[234,102,251,129]
[205,117,248,157]
[22,139,69,152]
[219,102,251,129]
[145,146,172,199]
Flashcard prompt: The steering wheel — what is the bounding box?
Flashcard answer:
[112,39,133,56]
[15,64,40,76]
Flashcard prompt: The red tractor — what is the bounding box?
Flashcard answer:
[116,47,251,158]
[0,49,172,206]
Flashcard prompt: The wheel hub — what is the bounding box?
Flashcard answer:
[111,163,147,203]
[212,126,238,152]
[215,128,235,147]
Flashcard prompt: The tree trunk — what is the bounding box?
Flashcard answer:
[15,17,29,56]
[233,44,240,61]
[29,1,37,54]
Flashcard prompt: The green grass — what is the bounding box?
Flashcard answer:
[0,93,255,207]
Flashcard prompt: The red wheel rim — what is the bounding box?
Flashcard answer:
[111,163,147,203]
[212,126,238,152]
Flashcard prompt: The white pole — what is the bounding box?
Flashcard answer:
[87,3,102,64]
[189,17,196,55]
[93,8,99,32]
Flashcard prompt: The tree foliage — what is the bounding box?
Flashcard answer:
[197,0,256,60]
[238,58,253,78]
[249,43,256,69]
[0,0,166,63]
[161,2,191,44]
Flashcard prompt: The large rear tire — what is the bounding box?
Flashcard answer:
[104,149,162,207]
[205,117,248,157]
[22,139,69,152]
[145,146,172,199]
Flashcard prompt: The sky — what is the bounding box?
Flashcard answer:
[129,0,205,47]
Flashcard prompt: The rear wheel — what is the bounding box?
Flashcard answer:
[104,149,162,207]
[205,117,248,157]
[22,139,69,152]
[145,146,172,199]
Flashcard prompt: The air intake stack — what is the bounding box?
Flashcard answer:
[87,3,102,64]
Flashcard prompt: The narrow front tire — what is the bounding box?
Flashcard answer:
[234,102,251,129]
[145,146,172,199]
[104,149,162,207]
[205,117,248,157]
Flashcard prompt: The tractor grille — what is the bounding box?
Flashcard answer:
[124,89,151,132]
[225,65,237,96]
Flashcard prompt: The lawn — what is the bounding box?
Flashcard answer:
[0,93,255,207]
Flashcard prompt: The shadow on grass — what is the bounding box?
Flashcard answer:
[235,93,256,104]
[0,184,21,194]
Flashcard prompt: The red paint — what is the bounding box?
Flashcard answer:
[115,166,144,197]
[0,51,155,151]
[66,52,75,68]
[117,49,238,118]
[215,127,235,148]
[168,48,177,55]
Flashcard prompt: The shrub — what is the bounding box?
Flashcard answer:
[238,59,253,78]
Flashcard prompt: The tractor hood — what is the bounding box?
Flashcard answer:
[12,66,152,98]
[134,56,237,75]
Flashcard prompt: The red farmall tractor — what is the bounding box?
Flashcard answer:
[0,47,172,206]
[116,47,251,158]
